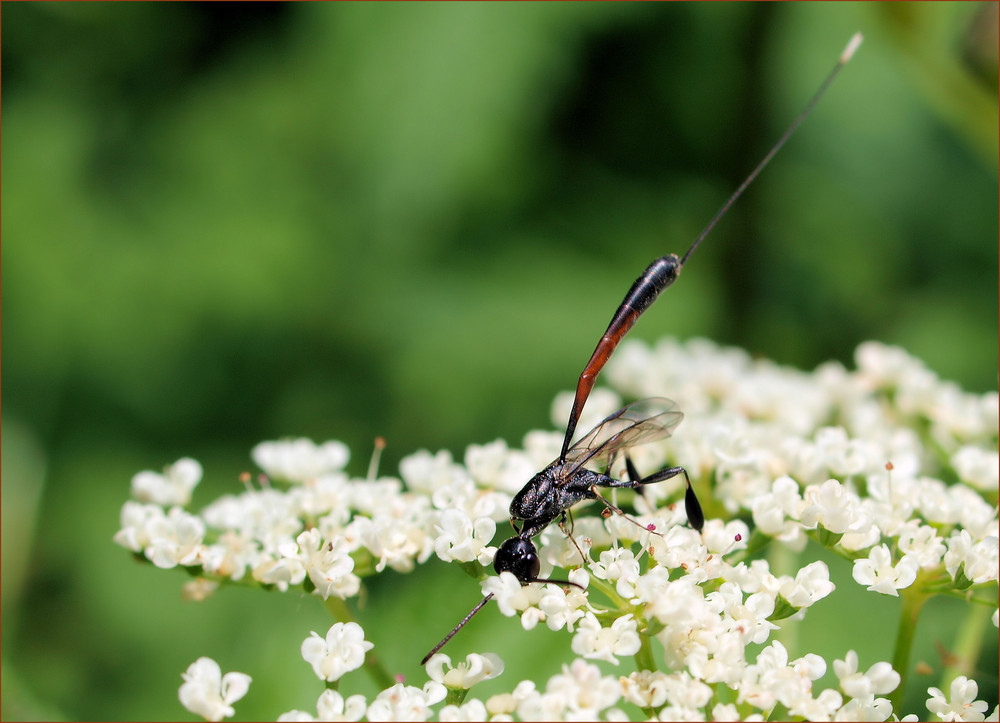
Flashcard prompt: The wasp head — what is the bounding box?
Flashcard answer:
[493,537,539,584]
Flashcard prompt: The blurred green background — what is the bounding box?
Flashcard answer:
[3,3,997,720]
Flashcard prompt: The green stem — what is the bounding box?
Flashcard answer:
[940,599,992,691]
[588,575,627,608]
[889,586,929,713]
[323,595,396,691]
[445,688,470,706]
[634,631,657,672]
[768,543,798,654]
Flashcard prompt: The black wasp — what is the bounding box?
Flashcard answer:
[421,398,702,665]
[493,397,703,593]
[421,33,862,665]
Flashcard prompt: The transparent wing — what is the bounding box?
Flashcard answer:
[560,398,683,478]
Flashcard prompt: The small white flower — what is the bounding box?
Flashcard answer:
[792,652,827,681]
[178,657,251,722]
[944,530,999,585]
[464,439,510,486]
[724,558,781,597]
[366,682,446,722]
[833,650,900,698]
[482,572,545,627]
[252,548,306,591]
[621,670,672,708]
[399,449,466,494]
[738,642,830,716]
[537,568,589,632]
[113,501,166,552]
[753,502,805,549]
[252,438,349,483]
[295,529,361,600]
[852,544,918,596]
[952,446,1000,491]
[713,702,763,721]
[464,440,537,494]
[659,671,713,711]
[145,507,206,569]
[300,622,374,682]
[486,680,538,718]
[425,652,504,689]
[854,341,923,391]
[721,588,778,645]
[647,523,705,572]
[314,689,367,721]
[800,479,859,535]
[277,690,367,722]
[833,693,895,721]
[276,711,313,722]
[438,699,489,721]
[790,688,844,721]
[292,474,353,524]
[779,560,835,609]
[538,517,605,570]
[349,511,433,574]
[131,457,203,506]
[927,676,990,722]
[541,658,621,719]
[200,530,260,581]
[896,522,947,569]
[432,509,497,565]
[949,485,998,542]
[636,569,710,640]
[686,629,748,686]
[570,612,641,664]
[200,485,303,546]
[917,477,963,526]
[591,547,642,598]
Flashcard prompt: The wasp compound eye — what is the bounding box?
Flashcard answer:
[493,537,540,583]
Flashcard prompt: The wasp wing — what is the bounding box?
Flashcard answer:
[560,397,682,478]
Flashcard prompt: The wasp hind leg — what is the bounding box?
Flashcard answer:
[602,458,704,533]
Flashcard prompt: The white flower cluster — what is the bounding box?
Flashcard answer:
[607,338,998,592]
[116,337,997,721]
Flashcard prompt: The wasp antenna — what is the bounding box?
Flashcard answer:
[679,32,862,268]
[420,593,494,665]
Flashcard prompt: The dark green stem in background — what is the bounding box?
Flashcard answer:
[941,600,993,691]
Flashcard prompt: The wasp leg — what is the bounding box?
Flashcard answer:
[624,455,646,497]
[589,488,665,538]
[557,510,589,567]
[598,463,704,533]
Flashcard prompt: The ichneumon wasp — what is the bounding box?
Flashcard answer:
[421,32,863,665]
